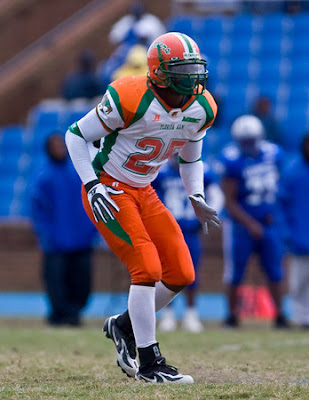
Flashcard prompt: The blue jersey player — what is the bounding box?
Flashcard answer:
[218,115,289,328]
[153,155,223,332]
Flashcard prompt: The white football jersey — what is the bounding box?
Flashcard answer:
[72,76,217,187]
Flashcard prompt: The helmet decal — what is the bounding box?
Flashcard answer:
[149,40,171,55]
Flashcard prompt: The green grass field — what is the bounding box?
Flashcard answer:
[0,319,308,399]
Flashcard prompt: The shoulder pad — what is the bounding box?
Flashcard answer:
[108,76,153,127]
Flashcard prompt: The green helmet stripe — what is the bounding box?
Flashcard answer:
[179,33,194,53]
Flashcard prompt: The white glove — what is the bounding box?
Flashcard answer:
[86,182,123,223]
[189,194,221,234]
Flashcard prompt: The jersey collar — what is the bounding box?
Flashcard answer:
[146,79,196,113]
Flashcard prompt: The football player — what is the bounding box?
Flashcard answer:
[218,115,289,329]
[65,32,220,383]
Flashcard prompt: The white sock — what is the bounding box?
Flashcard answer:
[128,285,156,348]
[155,281,179,311]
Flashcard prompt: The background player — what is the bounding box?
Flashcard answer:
[280,133,309,329]
[153,155,223,332]
[65,32,220,383]
[218,115,289,329]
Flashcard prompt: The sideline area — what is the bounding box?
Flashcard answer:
[0,292,291,320]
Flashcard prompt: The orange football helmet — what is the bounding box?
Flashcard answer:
[147,32,208,95]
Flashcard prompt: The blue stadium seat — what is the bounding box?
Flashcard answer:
[28,109,60,131]
[228,58,250,82]
[0,125,25,153]
[0,155,21,175]
[231,14,254,36]
[199,17,226,37]
[199,39,222,60]
[289,36,309,57]
[166,16,195,37]
[0,202,10,217]
[291,13,309,35]
[281,113,308,151]
[288,85,309,103]
[229,36,252,57]
[289,62,309,85]
[257,35,283,57]
[0,176,16,216]
[223,85,248,123]
[254,59,282,86]
[260,13,286,35]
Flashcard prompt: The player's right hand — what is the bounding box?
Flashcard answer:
[189,194,221,234]
[86,182,123,223]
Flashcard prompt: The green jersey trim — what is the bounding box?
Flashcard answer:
[104,218,133,246]
[146,79,170,113]
[96,106,113,133]
[127,88,155,127]
[108,85,125,122]
[69,122,84,138]
[196,94,214,132]
[178,156,202,164]
[147,79,199,114]
[189,137,203,143]
[92,130,119,175]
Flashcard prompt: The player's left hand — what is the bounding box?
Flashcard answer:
[189,194,221,234]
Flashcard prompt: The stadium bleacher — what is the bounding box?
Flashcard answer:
[169,12,309,146]
[1,12,309,219]
[0,99,95,218]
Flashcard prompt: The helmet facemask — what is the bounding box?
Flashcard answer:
[150,45,208,95]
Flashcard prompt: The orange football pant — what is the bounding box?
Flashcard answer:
[81,171,195,285]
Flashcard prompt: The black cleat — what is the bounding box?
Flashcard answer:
[103,314,138,377]
[136,356,194,384]
[223,314,240,328]
[274,314,290,329]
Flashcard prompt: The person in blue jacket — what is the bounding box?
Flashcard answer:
[218,115,289,329]
[152,155,223,332]
[30,133,97,326]
[280,133,309,328]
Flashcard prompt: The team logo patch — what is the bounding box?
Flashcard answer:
[99,93,113,115]
[168,108,183,122]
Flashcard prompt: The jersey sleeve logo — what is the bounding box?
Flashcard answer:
[99,93,113,115]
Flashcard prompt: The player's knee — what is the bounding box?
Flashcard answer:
[178,267,195,287]
[131,267,162,284]
[128,241,163,283]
